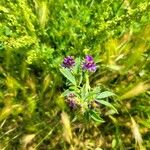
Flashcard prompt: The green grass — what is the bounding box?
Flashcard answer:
[0,0,150,149]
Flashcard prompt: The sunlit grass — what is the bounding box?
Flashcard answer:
[0,0,150,149]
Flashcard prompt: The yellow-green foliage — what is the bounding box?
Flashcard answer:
[0,0,150,149]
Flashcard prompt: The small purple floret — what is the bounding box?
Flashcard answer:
[68,100,77,109]
[82,55,97,72]
[66,93,77,109]
[85,55,94,62]
[62,56,75,68]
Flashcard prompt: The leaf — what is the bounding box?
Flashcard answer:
[81,85,87,99]
[89,110,104,123]
[97,91,115,99]
[62,90,71,97]
[96,100,118,113]
[74,57,81,74]
[112,139,117,148]
[62,90,78,97]
[84,86,101,100]
[60,68,76,86]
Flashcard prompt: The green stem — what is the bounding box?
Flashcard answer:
[85,72,90,95]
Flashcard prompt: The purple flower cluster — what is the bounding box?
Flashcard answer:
[82,55,96,72]
[62,56,75,68]
[62,55,97,72]
[66,93,77,109]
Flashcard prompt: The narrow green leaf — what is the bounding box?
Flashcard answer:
[62,90,71,97]
[97,91,115,99]
[81,85,87,99]
[89,110,104,123]
[96,100,118,113]
[62,90,77,97]
[60,68,76,86]
[74,57,81,74]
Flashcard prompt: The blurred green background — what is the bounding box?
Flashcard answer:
[0,0,150,149]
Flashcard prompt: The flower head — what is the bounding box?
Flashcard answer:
[66,93,77,109]
[62,56,75,68]
[85,55,94,62]
[68,99,77,109]
[82,55,96,72]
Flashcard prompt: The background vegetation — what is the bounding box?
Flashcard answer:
[0,0,150,149]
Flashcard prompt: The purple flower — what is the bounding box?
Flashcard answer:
[82,55,96,72]
[66,93,77,109]
[68,99,77,109]
[85,55,94,62]
[62,56,75,68]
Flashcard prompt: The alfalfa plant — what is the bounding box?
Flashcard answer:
[60,55,118,123]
